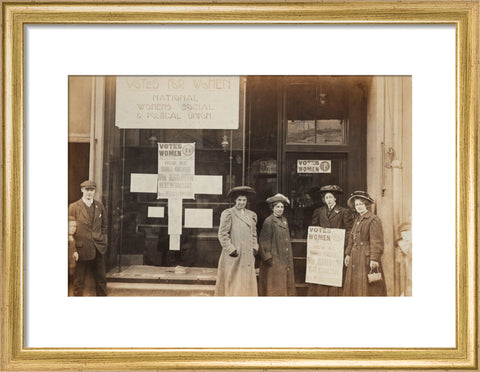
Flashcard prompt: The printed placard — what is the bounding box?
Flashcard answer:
[306,226,345,287]
[157,143,195,199]
[297,160,331,173]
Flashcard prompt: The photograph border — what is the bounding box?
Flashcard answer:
[2,1,478,370]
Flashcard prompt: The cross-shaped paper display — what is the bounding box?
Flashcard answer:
[130,143,222,250]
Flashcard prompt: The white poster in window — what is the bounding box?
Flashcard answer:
[306,226,345,287]
[147,206,165,218]
[184,209,213,228]
[297,160,331,173]
[115,76,240,129]
[157,143,195,199]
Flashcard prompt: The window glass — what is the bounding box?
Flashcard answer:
[316,119,345,144]
[287,120,315,143]
[245,77,279,228]
[113,126,245,268]
[287,119,345,144]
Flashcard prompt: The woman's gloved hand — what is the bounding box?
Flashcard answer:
[229,250,239,257]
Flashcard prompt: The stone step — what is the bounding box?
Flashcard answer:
[106,265,217,285]
[107,282,215,296]
[104,265,309,296]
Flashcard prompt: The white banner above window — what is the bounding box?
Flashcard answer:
[115,76,240,129]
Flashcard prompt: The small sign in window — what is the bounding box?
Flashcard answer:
[259,160,277,174]
[297,160,332,173]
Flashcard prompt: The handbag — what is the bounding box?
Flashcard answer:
[367,266,382,283]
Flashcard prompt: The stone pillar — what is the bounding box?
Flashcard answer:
[367,76,412,296]
[89,76,105,200]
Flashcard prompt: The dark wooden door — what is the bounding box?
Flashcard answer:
[278,77,369,293]
[68,142,90,204]
[284,152,348,239]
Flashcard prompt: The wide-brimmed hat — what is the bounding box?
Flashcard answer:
[226,186,256,199]
[80,180,96,189]
[347,191,375,208]
[320,185,344,195]
[266,193,290,206]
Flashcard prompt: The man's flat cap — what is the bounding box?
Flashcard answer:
[80,180,96,189]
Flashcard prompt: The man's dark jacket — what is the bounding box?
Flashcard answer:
[68,199,107,261]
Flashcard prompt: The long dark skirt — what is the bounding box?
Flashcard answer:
[343,245,387,296]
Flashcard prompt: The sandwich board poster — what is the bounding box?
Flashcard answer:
[306,226,345,287]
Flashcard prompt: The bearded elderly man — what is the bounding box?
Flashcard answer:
[68,180,108,296]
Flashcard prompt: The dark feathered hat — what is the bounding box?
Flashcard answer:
[320,185,344,195]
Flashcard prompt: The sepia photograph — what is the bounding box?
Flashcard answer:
[3,0,477,368]
[68,75,412,297]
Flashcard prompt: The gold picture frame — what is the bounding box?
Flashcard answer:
[2,1,478,370]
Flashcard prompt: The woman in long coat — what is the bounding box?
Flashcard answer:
[215,186,259,296]
[309,185,353,296]
[343,191,387,296]
[258,194,296,296]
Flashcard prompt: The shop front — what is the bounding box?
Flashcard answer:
[68,75,411,296]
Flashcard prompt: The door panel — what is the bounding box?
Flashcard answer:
[285,152,348,239]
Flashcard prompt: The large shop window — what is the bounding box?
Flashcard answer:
[116,127,247,268]
[104,76,251,269]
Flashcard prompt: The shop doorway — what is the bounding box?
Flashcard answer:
[284,152,348,239]
[279,77,369,237]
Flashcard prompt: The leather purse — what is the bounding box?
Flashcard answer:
[367,267,382,283]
